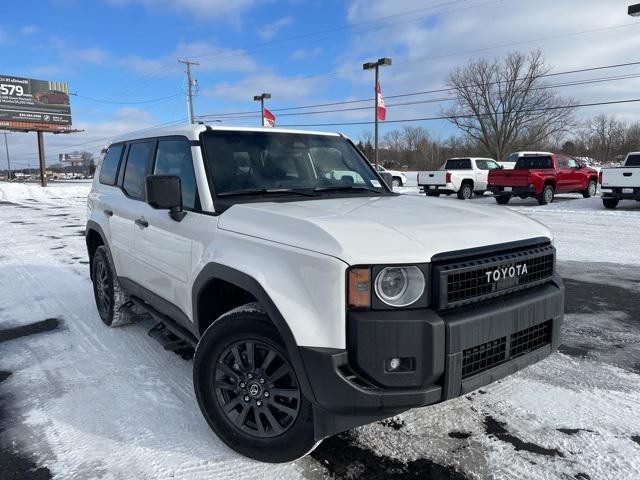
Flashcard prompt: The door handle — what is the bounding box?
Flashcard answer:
[103,209,113,217]
[135,218,149,228]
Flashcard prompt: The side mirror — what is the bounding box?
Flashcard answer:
[379,171,394,189]
[145,175,186,221]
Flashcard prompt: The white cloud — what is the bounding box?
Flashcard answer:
[336,0,640,128]
[290,46,323,61]
[259,16,294,40]
[120,40,259,75]
[20,25,38,36]
[73,47,112,65]
[103,0,256,19]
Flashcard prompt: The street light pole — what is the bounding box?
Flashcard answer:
[363,57,392,169]
[253,93,272,126]
[3,132,11,181]
[178,58,200,124]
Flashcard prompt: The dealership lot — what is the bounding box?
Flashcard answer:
[1,182,639,480]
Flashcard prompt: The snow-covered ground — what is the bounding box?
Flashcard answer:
[1,182,639,480]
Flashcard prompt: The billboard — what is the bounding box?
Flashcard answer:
[0,75,72,128]
[59,153,84,163]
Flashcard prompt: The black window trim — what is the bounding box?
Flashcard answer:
[151,135,202,212]
[99,142,125,186]
[120,137,158,201]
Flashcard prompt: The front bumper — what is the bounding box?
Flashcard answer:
[300,276,564,438]
[488,185,537,197]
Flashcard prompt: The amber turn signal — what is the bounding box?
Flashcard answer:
[348,267,371,308]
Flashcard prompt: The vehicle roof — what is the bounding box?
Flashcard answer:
[447,157,496,161]
[512,151,554,156]
[108,122,341,145]
[626,151,640,156]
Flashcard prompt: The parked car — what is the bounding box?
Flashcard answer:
[417,157,501,200]
[488,152,599,205]
[86,124,564,463]
[599,152,640,209]
[33,89,70,105]
[375,165,407,187]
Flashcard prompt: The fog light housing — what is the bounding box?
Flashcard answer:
[385,357,415,373]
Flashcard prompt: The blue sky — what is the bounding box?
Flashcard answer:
[2,0,640,167]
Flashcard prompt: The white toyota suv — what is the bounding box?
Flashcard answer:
[86,124,564,463]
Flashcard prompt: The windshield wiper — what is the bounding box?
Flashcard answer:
[217,188,317,198]
[313,185,383,194]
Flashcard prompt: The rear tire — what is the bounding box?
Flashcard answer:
[495,196,510,205]
[602,198,619,209]
[91,246,131,327]
[193,305,315,463]
[392,178,402,187]
[537,184,554,205]
[457,183,473,200]
[582,180,597,198]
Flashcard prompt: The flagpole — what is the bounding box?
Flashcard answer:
[253,92,271,127]
[374,65,379,169]
[363,58,391,170]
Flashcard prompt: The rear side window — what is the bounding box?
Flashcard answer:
[476,160,500,170]
[444,159,472,170]
[626,154,640,166]
[99,144,123,185]
[154,139,198,209]
[123,141,154,200]
[514,156,552,169]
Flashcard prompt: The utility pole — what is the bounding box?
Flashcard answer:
[178,59,200,124]
[253,93,271,126]
[363,57,392,169]
[3,132,11,181]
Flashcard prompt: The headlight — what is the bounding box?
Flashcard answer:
[374,266,425,307]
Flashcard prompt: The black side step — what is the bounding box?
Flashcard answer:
[148,323,195,359]
[128,295,198,347]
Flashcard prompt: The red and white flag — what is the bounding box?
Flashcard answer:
[263,108,276,127]
[376,82,386,121]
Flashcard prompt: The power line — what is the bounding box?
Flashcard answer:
[276,97,640,127]
[199,21,640,95]
[197,62,640,120]
[71,92,183,105]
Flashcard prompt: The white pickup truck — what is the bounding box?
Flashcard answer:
[600,152,640,209]
[418,157,501,200]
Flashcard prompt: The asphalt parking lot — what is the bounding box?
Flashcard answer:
[1,182,639,480]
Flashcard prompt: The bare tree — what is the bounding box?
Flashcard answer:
[587,114,626,163]
[444,50,575,161]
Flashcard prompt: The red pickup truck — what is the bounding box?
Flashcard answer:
[488,152,599,205]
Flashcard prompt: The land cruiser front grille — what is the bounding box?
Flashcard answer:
[510,321,552,358]
[462,337,507,378]
[432,242,555,310]
[461,320,552,379]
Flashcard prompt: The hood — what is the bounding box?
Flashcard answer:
[217,195,552,265]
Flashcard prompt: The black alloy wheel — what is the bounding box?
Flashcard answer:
[214,339,301,438]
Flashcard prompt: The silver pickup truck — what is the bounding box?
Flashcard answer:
[600,152,640,209]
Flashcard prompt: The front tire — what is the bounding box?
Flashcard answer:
[193,305,315,463]
[457,183,473,200]
[392,178,402,187]
[602,198,619,209]
[582,180,597,198]
[91,246,131,327]
[537,184,554,205]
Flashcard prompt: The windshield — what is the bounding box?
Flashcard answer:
[514,156,552,169]
[626,154,640,166]
[201,131,387,197]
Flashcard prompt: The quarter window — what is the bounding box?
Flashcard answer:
[154,139,198,209]
[99,144,123,185]
[123,141,154,200]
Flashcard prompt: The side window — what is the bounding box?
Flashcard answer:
[567,158,578,168]
[556,156,568,168]
[154,139,198,210]
[123,141,154,200]
[99,144,123,185]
